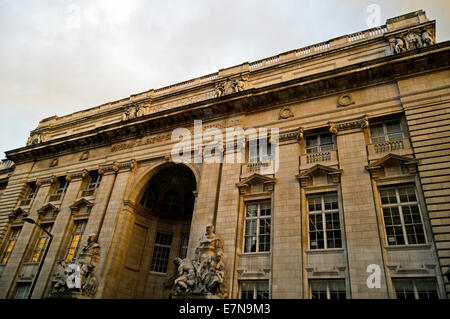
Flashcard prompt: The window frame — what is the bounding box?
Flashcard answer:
[56,177,69,195]
[150,231,173,274]
[305,132,335,154]
[307,193,342,250]
[65,219,87,261]
[378,184,427,246]
[247,137,272,163]
[370,119,404,143]
[87,172,102,190]
[310,279,346,300]
[393,278,439,300]
[240,280,270,299]
[243,200,272,253]
[30,223,53,263]
[26,183,39,199]
[0,226,22,265]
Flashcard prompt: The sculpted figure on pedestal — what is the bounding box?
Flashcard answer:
[173,225,227,298]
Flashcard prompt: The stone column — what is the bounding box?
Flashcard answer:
[333,119,389,298]
[91,161,135,298]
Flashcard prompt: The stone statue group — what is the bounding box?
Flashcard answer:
[173,225,227,298]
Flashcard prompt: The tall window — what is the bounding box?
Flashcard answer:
[1,227,21,264]
[244,201,271,253]
[179,233,189,259]
[310,279,346,299]
[306,133,335,154]
[308,193,342,249]
[248,138,272,163]
[379,184,426,246]
[56,177,69,194]
[65,220,87,261]
[150,232,173,273]
[240,281,269,299]
[88,172,102,190]
[370,119,403,143]
[26,183,38,199]
[30,223,53,262]
[393,278,438,300]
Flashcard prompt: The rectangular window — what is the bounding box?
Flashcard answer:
[244,201,271,253]
[393,278,439,300]
[56,177,69,194]
[150,232,173,273]
[27,183,38,199]
[240,280,269,299]
[179,233,189,260]
[310,279,346,299]
[88,172,102,190]
[308,193,342,249]
[65,220,87,261]
[15,283,31,299]
[1,227,21,264]
[379,184,426,246]
[306,133,335,154]
[370,119,404,143]
[248,138,272,163]
[30,224,53,262]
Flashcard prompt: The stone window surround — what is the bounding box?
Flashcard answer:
[370,170,433,249]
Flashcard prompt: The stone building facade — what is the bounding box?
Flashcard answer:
[0,10,449,299]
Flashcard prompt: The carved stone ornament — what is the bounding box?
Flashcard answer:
[391,28,435,54]
[279,106,294,119]
[214,76,249,97]
[172,225,227,299]
[50,234,100,298]
[337,94,355,107]
[26,130,48,146]
[49,158,58,167]
[121,103,148,121]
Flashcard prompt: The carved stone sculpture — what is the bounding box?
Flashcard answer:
[214,83,225,98]
[405,31,422,50]
[391,29,435,54]
[26,131,47,146]
[50,234,100,298]
[172,225,227,298]
[421,29,435,46]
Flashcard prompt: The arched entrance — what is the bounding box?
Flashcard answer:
[119,163,197,298]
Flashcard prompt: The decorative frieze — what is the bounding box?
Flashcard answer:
[390,28,435,54]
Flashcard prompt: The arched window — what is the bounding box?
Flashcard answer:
[161,190,180,216]
[140,187,155,209]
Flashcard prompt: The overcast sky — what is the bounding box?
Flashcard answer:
[0,0,449,158]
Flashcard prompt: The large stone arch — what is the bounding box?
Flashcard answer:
[115,161,200,298]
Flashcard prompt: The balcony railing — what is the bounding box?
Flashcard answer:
[300,150,338,170]
[241,160,275,178]
[367,138,413,161]
[373,140,404,153]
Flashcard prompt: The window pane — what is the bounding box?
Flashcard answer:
[386,120,401,134]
